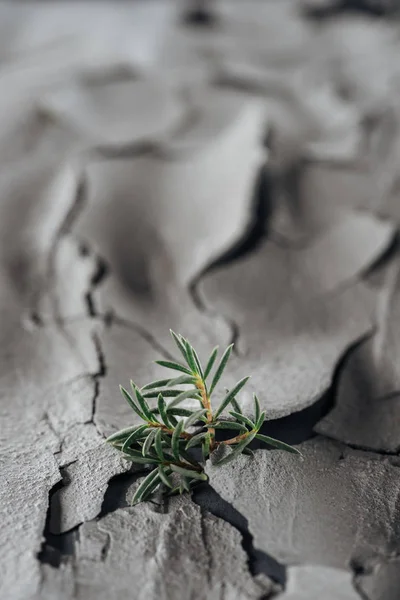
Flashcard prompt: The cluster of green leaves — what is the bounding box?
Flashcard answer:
[107,330,300,504]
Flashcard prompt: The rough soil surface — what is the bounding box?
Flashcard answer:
[1,1,400,599]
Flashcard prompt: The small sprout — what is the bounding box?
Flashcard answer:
[107,331,300,504]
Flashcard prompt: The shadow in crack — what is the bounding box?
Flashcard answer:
[192,482,286,585]
[303,0,393,18]
[37,476,77,568]
[204,164,273,272]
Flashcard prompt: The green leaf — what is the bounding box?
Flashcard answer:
[157,394,172,428]
[255,434,302,455]
[202,433,211,460]
[141,379,171,391]
[170,330,190,363]
[154,428,165,461]
[183,340,198,374]
[167,388,202,408]
[230,395,242,415]
[167,374,197,387]
[181,477,191,492]
[213,421,248,432]
[170,464,207,481]
[242,447,255,458]
[122,424,149,453]
[131,469,161,505]
[214,376,250,419]
[176,443,200,466]
[209,344,233,395]
[229,411,255,429]
[184,409,208,429]
[155,360,191,375]
[215,432,256,466]
[168,408,197,417]
[142,428,157,457]
[186,431,208,450]
[143,388,195,399]
[192,347,204,378]
[106,425,144,444]
[172,420,184,460]
[119,385,146,420]
[168,414,178,427]
[131,381,156,422]
[158,465,173,488]
[204,346,218,380]
[124,447,160,465]
[255,411,266,431]
[254,394,261,424]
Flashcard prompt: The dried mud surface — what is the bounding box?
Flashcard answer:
[1,1,400,599]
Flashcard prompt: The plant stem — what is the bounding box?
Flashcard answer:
[150,421,192,440]
[195,375,215,450]
[216,430,253,446]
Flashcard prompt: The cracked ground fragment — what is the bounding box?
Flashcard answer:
[206,437,400,568]
[279,565,360,600]
[41,495,273,600]
[0,319,98,600]
[39,76,185,152]
[72,88,265,354]
[316,246,400,451]
[355,556,400,600]
[50,443,129,534]
[0,121,127,595]
[298,107,400,227]
[199,212,393,418]
[212,2,361,165]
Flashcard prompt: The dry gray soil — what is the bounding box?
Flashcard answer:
[1,1,400,599]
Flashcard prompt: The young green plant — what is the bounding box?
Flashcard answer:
[106,330,300,504]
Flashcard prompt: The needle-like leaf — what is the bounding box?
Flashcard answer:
[209,344,233,395]
[204,346,218,380]
[122,424,149,453]
[215,432,257,466]
[183,340,198,374]
[131,469,161,505]
[119,385,146,420]
[131,381,156,422]
[106,425,144,444]
[214,376,250,419]
[124,447,160,465]
[168,407,197,417]
[170,464,208,480]
[229,411,255,429]
[242,447,255,458]
[202,433,211,460]
[143,388,196,399]
[167,389,202,408]
[142,429,157,457]
[157,394,172,428]
[170,330,190,363]
[192,347,204,378]
[155,360,191,375]
[255,411,266,431]
[186,431,208,450]
[154,428,165,461]
[167,374,197,387]
[172,420,184,460]
[213,421,248,432]
[158,465,173,488]
[184,409,208,429]
[255,434,302,455]
[254,394,261,424]
[141,379,172,391]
